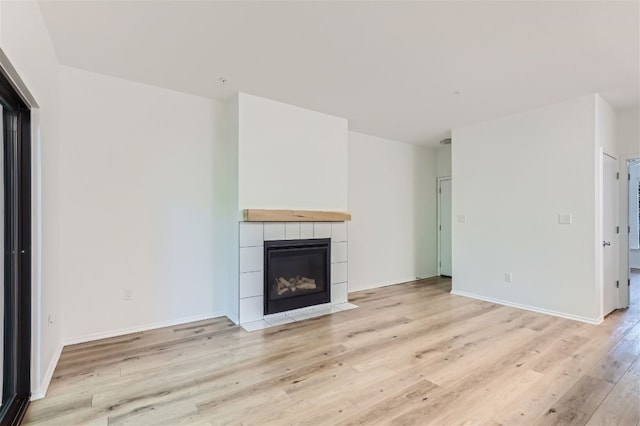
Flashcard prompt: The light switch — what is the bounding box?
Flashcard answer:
[558,214,572,225]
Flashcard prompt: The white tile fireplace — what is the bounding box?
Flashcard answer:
[238,221,349,325]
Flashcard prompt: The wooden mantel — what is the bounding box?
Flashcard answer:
[243,209,351,222]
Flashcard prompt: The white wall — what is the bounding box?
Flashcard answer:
[58,67,229,342]
[0,0,62,397]
[436,145,452,177]
[348,132,437,291]
[238,93,348,210]
[221,96,239,323]
[617,107,640,158]
[596,95,617,156]
[452,95,602,322]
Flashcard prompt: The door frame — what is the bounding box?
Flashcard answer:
[601,152,619,317]
[437,176,452,276]
[0,62,32,424]
[619,155,640,309]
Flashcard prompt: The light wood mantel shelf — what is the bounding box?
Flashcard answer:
[243,209,351,222]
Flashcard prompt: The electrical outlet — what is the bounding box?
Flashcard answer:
[123,288,132,301]
[505,273,513,283]
[558,213,572,224]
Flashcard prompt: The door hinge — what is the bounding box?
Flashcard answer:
[629,173,632,181]
[616,172,619,180]
[616,280,619,288]
[439,225,441,231]
[629,279,631,287]
[439,188,441,194]
[616,226,619,234]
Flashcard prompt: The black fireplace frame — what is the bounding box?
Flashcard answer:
[263,238,331,315]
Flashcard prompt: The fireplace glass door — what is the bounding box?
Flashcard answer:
[264,238,330,315]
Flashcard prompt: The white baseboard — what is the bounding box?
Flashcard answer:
[31,312,227,400]
[417,274,441,281]
[31,342,64,401]
[350,275,438,292]
[63,311,225,346]
[226,313,239,325]
[450,290,603,325]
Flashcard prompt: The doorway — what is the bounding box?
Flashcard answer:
[437,177,452,277]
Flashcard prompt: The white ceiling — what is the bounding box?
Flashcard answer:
[38,1,639,147]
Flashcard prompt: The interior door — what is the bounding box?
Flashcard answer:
[603,154,619,317]
[439,178,452,277]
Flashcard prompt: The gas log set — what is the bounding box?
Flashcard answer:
[274,276,318,295]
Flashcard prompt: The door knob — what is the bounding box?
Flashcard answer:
[603,241,611,247]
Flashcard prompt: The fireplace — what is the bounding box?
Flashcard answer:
[238,221,348,325]
[264,238,331,315]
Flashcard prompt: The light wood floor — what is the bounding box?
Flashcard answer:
[24,274,640,426]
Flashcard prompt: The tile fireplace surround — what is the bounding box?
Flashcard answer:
[238,221,350,329]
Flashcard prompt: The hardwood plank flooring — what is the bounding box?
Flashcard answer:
[24,274,640,425]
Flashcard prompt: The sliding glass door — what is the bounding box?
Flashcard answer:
[0,104,4,409]
[0,69,31,425]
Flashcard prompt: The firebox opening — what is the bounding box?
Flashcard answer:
[264,238,331,315]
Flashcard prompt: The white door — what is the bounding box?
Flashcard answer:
[603,154,619,317]
[438,178,452,276]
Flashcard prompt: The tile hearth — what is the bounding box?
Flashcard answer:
[241,302,358,332]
